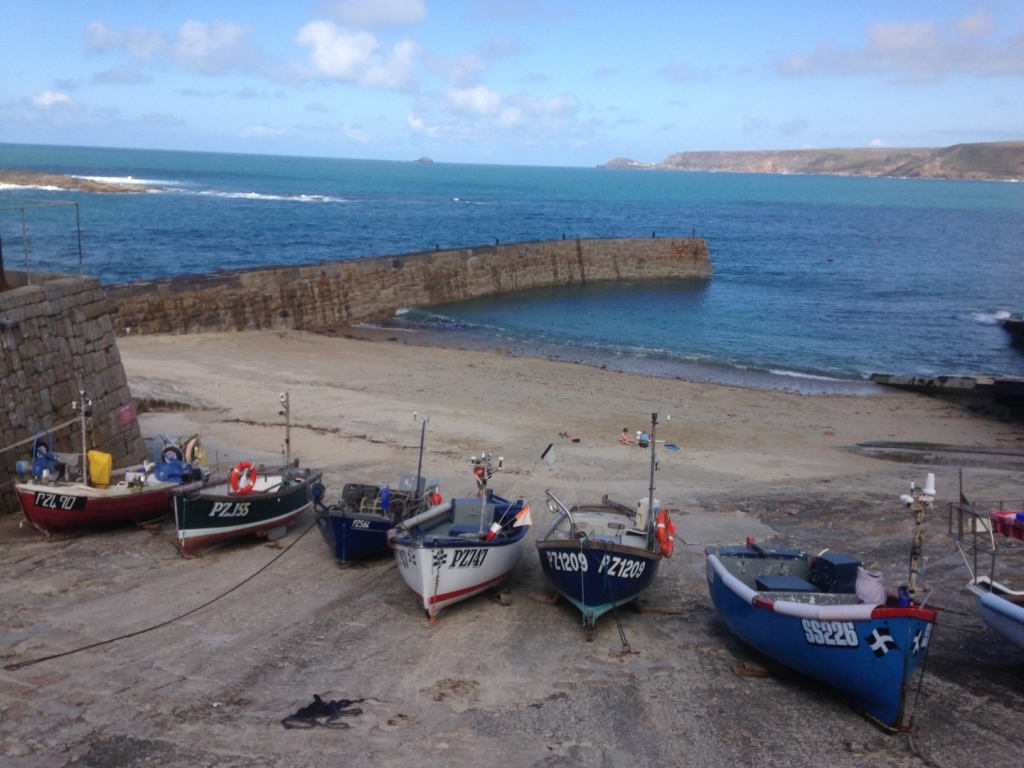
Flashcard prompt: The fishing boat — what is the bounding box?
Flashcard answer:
[947,476,1024,649]
[170,391,320,556]
[314,475,440,562]
[315,414,441,562]
[535,413,674,640]
[706,544,936,729]
[171,463,321,556]
[389,454,530,621]
[15,391,206,535]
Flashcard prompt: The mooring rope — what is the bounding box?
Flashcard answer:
[5,517,320,671]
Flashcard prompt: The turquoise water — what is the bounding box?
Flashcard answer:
[2,143,1023,386]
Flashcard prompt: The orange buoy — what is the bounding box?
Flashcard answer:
[230,461,257,495]
[655,509,674,558]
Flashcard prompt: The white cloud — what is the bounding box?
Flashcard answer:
[93,66,151,84]
[444,85,503,115]
[295,21,420,90]
[407,114,440,136]
[776,13,1024,82]
[869,138,888,147]
[31,90,74,109]
[240,125,286,138]
[316,0,427,29]
[85,19,259,76]
[411,88,578,135]
[84,20,122,52]
[425,36,520,88]
[470,1,574,23]
[956,10,995,38]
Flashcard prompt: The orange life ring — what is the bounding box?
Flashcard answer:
[230,461,257,495]
[655,509,674,558]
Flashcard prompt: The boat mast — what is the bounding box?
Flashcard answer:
[414,412,428,495]
[648,412,658,535]
[280,392,290,466]
[478,454,490,533]
[76,387,89,485]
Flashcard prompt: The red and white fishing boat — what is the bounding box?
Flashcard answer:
[15,391,204,535]
[389,454,531,620]
[17,477,181,534]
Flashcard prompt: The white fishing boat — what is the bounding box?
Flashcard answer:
[948,475,1024,650]
[389,454,530,621]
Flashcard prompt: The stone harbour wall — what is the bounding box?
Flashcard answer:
[104,237,712,335]
[0,276,145,517]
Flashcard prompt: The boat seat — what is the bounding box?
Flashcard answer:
[446,524,486,538]
[755,575,820,593]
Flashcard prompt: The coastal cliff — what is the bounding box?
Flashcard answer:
[104,237,711,336]
[602,141,1024,181]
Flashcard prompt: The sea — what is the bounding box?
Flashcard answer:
[2,143,1023,393]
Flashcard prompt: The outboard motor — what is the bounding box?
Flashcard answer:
[153,456,204,483]
[15,432,67,480]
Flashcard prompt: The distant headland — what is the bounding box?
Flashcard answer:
[601,141,1024,181]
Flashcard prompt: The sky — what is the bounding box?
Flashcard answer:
[1,1,1023,166]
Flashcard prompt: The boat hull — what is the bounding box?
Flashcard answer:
[392,527,528,617]
[707,553,935,729]
[173,470,320,556]
[16,482,175,535]
[537,540,661,628]
[316,509,393,562]
[971,585,1024,649]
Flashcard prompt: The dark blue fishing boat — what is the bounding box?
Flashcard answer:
[536,413,675,639]
[314,414,441,563]
[314,474,440,562]
[706,544,936,730]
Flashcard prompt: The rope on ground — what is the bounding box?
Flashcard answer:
[4,518,319,672]
[0,418,79,456]
[905,616,936,767]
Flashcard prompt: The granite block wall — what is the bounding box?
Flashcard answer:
[0,277,145,517]
[104,237,712,335]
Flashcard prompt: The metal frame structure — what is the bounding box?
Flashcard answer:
[947,492,1024,585]
[0,198,83,284]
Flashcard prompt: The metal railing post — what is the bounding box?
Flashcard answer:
[75,203,83,275]
[21,207,29,284]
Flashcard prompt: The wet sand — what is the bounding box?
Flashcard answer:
[2,330,1022,767]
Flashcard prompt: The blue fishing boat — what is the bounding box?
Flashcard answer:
[706,544,936,730]
[536,413,675,640]
[314,414,441,563]
[314,474,440,562]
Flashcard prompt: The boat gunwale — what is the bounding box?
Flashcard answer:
[172,470,320,503]
[707,552,936,623]
[536,537,662,560]
[391,523,529,550]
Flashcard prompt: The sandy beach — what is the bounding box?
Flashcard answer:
[2,330,1023,767]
